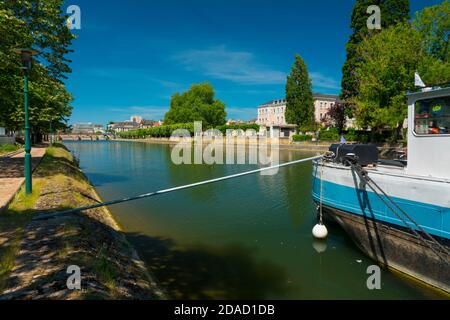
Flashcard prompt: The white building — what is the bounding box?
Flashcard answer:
[313,94,339,123]
[257,94,353,130]
[257,99,288,126]
[130,115,143,124]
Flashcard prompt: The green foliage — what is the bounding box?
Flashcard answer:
[164,83,227,127]
[0,143,21,155]
[341,0,410,104]
[285,54,315,128]
[354,20,450,133]
[354,23,422,130]
[216,124,260,134]
[117,123,195,139]
[118,123,260,139]
[413,0,450,85]
[292,134,312,142]
[298,122,319,133]
[413,0,449,63]
[344,128,358,142]
[0,1,74,132]
[343,128,371,143]
[319,127,340,142]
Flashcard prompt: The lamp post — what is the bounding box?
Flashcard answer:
[14,48,39,194]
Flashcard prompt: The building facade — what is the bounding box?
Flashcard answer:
[256,94,340,128]
[107,116,162,132]
[72,123,104,134]
[313,94,339,124]
[257,99,288,126]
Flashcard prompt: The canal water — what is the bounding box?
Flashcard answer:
[64,140,442,299]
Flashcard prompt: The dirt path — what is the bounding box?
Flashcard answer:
[0,145,164,299]
[0,147,47,211]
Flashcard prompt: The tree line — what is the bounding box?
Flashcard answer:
[287,0,449,141]
[0,0,74,141]
[162,1,448,143]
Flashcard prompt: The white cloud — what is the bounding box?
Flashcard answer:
[173,45,286,85]
[174,46,340,91]
[226,107,258,120]
[310,72,340,90]
[81,68,183,89]
[108,105,169,120]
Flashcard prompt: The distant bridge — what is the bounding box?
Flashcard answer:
[59,134,114,141]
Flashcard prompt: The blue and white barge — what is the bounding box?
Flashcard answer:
[312,86,450,292]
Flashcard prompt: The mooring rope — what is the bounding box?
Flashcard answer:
[319,159,324,225]
[34,155,323,220]
[347,160,450,265]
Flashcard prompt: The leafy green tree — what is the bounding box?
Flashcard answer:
[164,83,226,127]
[0,1,74,136]
[413,0,449,63]
[3,0,75,80]
[411,1,450,86]
[353,22,449,139]
[341,0,410,107]
[285,54,314,129]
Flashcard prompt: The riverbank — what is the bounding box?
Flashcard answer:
[0,146,46,212]
[0,144,22,157]
[0,144,164,299]
[112,137,331,152]
[110,137,406,156]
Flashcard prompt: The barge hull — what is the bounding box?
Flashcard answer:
[321,204,450,293]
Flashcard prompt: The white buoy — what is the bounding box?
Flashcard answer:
[312,223,328,239]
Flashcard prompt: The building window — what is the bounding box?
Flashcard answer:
[414,96,450,135]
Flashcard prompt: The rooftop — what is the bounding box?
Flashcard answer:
[258,93,339,107]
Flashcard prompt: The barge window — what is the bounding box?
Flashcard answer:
[414,97,450,135]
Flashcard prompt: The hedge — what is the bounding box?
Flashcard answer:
[292,134,313,142]
[117,123,260,139]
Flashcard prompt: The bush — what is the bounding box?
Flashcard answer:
[345,128,358,142]
[118,123,260,139]
[216,123,260,134]
[319,127,340,141]
[292,134,313,142]
[117,123,195,139]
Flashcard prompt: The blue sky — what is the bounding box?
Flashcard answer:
[64,0,442,124]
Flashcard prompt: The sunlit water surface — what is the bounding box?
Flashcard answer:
[64,141,443,299]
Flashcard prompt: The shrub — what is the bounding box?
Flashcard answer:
[117,123,195,139]
[117,123,259,139]
[345,128,358,142]
[216,123,260,134]
[319,127,340,141]
[292,134,313,142]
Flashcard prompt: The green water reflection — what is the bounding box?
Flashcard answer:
[64,141,443,299]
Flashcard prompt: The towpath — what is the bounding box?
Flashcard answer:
[0,146,47,211]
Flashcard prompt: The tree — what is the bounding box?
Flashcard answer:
[285,54,314,129]
[413,1,450,86]
[0,1,74,137]
[340,0,410,107]
[164,83,227,127]
[325,102,346,133]
[353,23,446,138]
[353,0,450,142]
[3,0,75,80]
[413,0,449,64]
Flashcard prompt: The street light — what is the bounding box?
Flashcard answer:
[14,48,39,194]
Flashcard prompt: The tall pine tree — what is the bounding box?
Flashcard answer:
[285,54,314,129]
[340,0,410,106]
